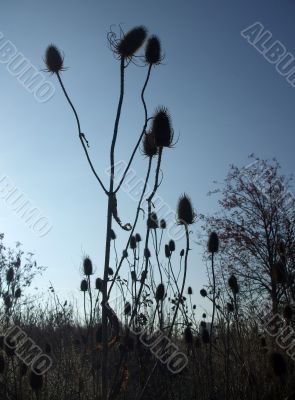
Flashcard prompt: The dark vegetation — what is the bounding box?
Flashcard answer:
[1,26,295,400]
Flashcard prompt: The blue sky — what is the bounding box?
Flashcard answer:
[0,0,295,312]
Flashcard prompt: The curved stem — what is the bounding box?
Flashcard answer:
[169,224,190,337]
[114,64,152,194]
[56,72,108,195]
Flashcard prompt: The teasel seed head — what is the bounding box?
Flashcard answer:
[124,302,131,315]
[200,289,207,297]
[29,369,43,392]
[152,107,174,148]
[208,232,219,253]
[15,288,22,299]
[228,274,239,295]
[122,249,129,258]
[155,283,165,302]
[188,287,193,295]
[80,279,88,292]
[184,326,193,344]
[108,267,114,276]
[180,249,184,257]
[83,257,93,276]
[165,244,171,258]
[269,351,287,377]
[160,219,166,229]
[142,131,158,158]
[147,212,159,229]
[145,35,162,65]
[95,278,103,291]
[169,240,175,252]
[117,26,147,59]
[202,313,206,318]
[6,267,14,283]
[135,233,142,242]
[130,236,137,249]
[283,304,293,321]
[144,248,151,258]
[44,45,65,74]
[177,193,196,225]
[110,229,117,240]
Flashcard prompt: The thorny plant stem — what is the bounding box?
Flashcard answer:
[169,224,190,337]
[101,57,125,400]
[108,156,153,297]
[114,64,152,194]
[129,147,163,326]
[56,72,108,195]
[209,252,216,393]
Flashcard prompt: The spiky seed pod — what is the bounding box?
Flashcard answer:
[6,267,14,283]
[200,289,207,297]
[135,233,142,242]
[269,352,287,377]
[155,283,165,302]
[29,369,43,392]
[83,257,93,276]
[227,302,234,313]
[124,302,131,315]
[117,26,147,58]
[188,287,193,295]
[147,212,159,229]
[208,232,219,253]
[45,343,51,354]
[130,236,137,249]
[201,328,210,344]
[202,313,206,318]
[169,240,175,252]
[193,304,196,310]
[160,219,166,229]
[15,288,21,299]
[108,267,114,276]
[184,326,193,344]
[145,35,161,65]
[45,45,64,74]
[177,194,196,225]
[0,355,4,374]
[200,321,206,328]
[283,304,293,321]
[95,278,103,291]
[228,274,239,295]
[180,249,184,257]
[131,271,137,281]
[152,107,173,148]
[142,131,158,157]
[80,279,88,292]
[122,249,128,258]
[165,244,171,258]
[144,248,151,258]
[110,229,117,240]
